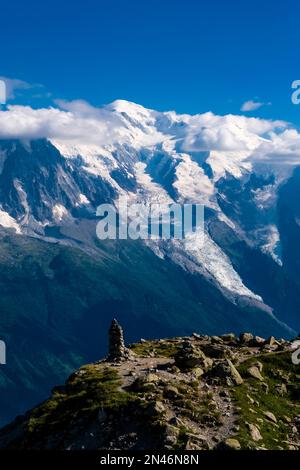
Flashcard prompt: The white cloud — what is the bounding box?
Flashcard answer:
[0,103,123,144]
[241,100,270,112]
[0,99,166,150]
[0,97,299,174]
[250,129,300,166]
[181,111,286,152]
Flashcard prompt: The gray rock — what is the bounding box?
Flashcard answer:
[247,366,264,381]
[247,422,262,441]
[275,383,287,396]
[221,438,241,450]
[185,433,210,450]
[192,333,202,340]
[251,336,265,346]
[263,411,277,423]
[209,359,243,386]
[239,332,254,344]
[174,341,212,371]
[252,361,263,372]
[201,343,234,359]
[211,336,224,344]
[220,333,236,342]
[145,400,166,416]
[265,336,277,346]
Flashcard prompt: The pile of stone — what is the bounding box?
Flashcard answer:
[107,319,131,362]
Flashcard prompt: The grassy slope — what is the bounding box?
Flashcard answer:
[232,352,300,449]
[0,228,294,426]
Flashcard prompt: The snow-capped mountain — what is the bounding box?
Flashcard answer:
[1,99,300,426]
[0,100,299,335]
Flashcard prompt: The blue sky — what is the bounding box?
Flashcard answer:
[0,0,300,124]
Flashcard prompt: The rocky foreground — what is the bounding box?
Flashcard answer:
[0,330,300,451]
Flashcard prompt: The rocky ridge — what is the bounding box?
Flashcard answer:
[0,327,299,451]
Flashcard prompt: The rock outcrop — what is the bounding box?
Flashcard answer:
[0,331,299,451]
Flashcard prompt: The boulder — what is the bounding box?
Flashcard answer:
[251,336,265,347]
[201,343,234,359]
[164,425,179,446]
[132,373,160,392]
[265,336,276,346]
[239,332,254,344]
[220,333,236,343]
[282,416,292,424]
[145,400,166,416]
[246,394,254,404]
[247,366,264,382]
[263,411,277,423]
[174,341,212,371]
[221,438,241,450]
[262,344,278,352]
[227,360,244,385]
[275,383,287,396]
[211,336,224,344]
[193,367,204,378]
[192,333,202,340]
[209,359,243,386]
[185,433,210,450]
[246,423,262,441]
[252,361,263,372]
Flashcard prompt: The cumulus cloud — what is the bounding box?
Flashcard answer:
[54,99,103,117]
[0,103,123,144]
[0,98,166,149]
[0,96,299,172]
[184,126,249,151]
[250,129,300,166]
[181,111,286,153]
[241,100,270,112]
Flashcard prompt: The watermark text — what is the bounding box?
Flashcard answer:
[96,197,204,242]
[0,79,6,104]
[0,340,6,365]
[291,340,300,365]
[291,80,300,105]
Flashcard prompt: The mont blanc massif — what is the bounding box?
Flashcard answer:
[0,99,300,425]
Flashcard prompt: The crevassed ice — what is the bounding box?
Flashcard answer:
[184,230,262,300]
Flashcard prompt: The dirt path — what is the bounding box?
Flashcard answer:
[108,354,237,448]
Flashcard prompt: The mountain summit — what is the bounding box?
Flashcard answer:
[0,325,299,451]
[0,101,300,427]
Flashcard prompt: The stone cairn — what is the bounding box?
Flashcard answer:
[108,319,130,362]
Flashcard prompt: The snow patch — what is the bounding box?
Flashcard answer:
[0,210,21,233]
[260,224,282,266]
[173,153,215,205]
[52,204,68,221]
[78,194,89,205]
